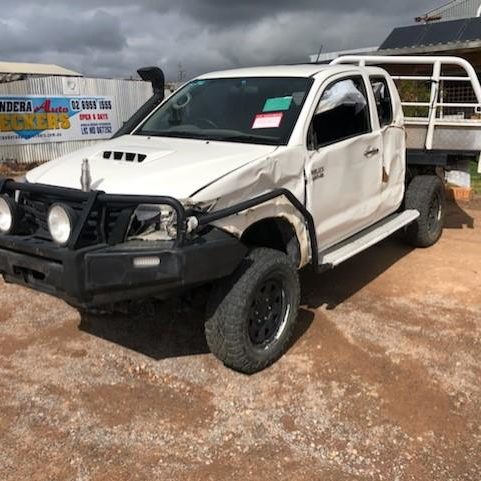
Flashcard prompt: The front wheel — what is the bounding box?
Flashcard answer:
[205,248,300,374]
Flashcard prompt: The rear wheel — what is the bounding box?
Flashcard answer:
[403,175,445,248]
[205,248,300,374]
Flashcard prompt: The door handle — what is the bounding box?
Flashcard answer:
[364,147,380,158]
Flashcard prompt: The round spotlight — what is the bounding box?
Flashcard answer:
[48,204,76,246]
[0,195,16,234]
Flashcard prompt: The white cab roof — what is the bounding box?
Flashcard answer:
[197,64,362,79]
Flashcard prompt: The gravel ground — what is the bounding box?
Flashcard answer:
[0,200,480,481]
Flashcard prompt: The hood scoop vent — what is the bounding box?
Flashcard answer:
[103,151,147,163]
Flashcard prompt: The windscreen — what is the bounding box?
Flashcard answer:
[134,77,314,146]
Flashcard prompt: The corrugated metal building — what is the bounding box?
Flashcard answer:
[378,1,481,73]
[379,16,481,55]
[0,70,153,164]
[0,62,81,84]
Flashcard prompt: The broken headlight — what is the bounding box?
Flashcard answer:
[128,204,178,241]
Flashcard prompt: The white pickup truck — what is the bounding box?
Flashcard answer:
[0,57,479,373]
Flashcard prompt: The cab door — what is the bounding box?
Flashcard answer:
[369,75,406,217]
[305,74,383,250]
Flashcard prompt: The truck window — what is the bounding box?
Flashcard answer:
[370,77,393,128]
[134,77,314,146]
[308,76,371,149]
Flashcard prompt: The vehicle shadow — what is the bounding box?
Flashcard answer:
[79,300,210,360]
[79,299,315,361]
[300,237,414,311]
[301,199,474,311]
[444,199,475,229]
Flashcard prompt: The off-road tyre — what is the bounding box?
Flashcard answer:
[403,175,445,248]
[205,248,300,374]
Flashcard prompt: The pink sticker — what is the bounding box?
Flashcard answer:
[252,112,283,129]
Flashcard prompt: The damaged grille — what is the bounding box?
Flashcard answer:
[0,178,187,250]
[19,192,129,247]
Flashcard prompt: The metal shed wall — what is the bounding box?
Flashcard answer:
[0,76,153,164]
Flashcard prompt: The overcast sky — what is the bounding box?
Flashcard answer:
[0,0,441,81]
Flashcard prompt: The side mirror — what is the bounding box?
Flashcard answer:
[316,79,366,116]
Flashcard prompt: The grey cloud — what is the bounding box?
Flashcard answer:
[0,8,126,55]
[147,0,438,27]
[0,0,441,80]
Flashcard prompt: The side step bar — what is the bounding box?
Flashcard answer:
[318,210,420,269]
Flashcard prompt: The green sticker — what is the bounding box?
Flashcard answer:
[263,96,293,112]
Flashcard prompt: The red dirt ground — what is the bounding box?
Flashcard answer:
[0,200,480,481]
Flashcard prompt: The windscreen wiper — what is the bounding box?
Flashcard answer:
[134,130,213,140]
[222,134,279,145]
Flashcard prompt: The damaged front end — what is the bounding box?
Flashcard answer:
[0,177,247,307]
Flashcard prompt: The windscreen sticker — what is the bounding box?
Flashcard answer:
[252,112,284,129]
[263,96,293,112]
